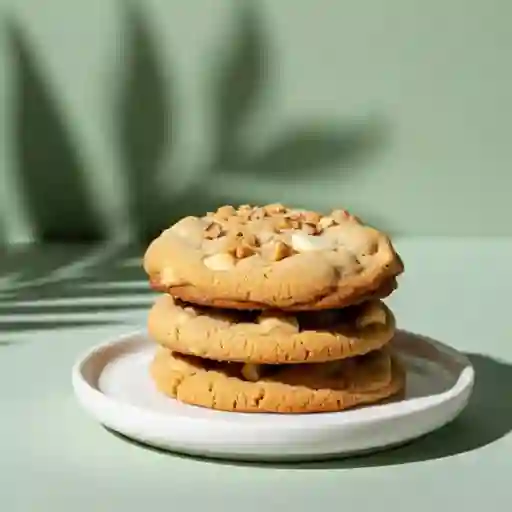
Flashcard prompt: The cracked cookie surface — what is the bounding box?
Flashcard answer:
[143,204,403,310]
[148,295,396,364]
[149,346,405,413]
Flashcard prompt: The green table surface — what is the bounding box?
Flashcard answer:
[1,237,511,511]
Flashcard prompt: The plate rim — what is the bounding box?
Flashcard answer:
[72,330,475,432]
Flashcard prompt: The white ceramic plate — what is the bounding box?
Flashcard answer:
[72,331,474,461]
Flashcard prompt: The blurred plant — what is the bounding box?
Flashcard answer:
[1,0,385,338]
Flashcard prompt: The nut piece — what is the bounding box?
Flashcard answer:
[264,240,293,261]
[264,203,287,215]
[249,207,266,221]
[273,216,292,232]
[356,302,387,328]
[204,221,224,239]
[303,211,321,225]
[224,229,259,260]
[234,244,255,259]
[213,205,236,220]
[224,215,246,230]
[203,252,236,271]
[257,312,299,333]
[241,363,263,382]
[318,216,336,230]
[160,266,187,286]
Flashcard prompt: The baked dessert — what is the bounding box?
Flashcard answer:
[144,204,405,414]
[148,295,395,364]
[150,346,405,413]
[143,204,403,311]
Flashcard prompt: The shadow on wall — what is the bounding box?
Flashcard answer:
[6,0,388,244]
[0,242,154,341]
[8,21,103,241]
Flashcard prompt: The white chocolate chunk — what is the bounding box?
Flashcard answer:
[203,252,236,271]
[290,232,333,252]
[323,225,372,254]
[257,313,299,333]
[202,237,229,255]
[170,216,207,247]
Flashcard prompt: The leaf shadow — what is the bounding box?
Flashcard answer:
[211,0,269,167]
[241,122,386,180]
[6,19,101,242]
[116,1,172,241]
[116,0,389,241]
[0,243,153,339]
[210,0,387,184]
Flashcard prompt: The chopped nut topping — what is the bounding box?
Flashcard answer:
[273,217,292,232]
[234,244,255,259]
[194,204,369,265]
[263,240,293,261]
[303,211,321,225]
[214,205,236,220]
[224,215,246,229]
[318,216,336,230]
[238,231,257,247]
[249,207,266,221]
[204,221,224,239]
[302,222,319,235]
[264,203,287,215]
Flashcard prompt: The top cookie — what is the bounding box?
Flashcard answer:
[144,204,403,310]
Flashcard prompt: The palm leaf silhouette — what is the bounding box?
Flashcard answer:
[211,0,268,167]
[239,122,385,179]
[208,0,385,191]
[8,20,101,241]
[117,1,172,241]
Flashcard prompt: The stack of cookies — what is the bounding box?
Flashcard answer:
[143,204,405,414]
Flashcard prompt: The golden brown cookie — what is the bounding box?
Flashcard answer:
[148,295,396,364]
[150,275,398,311]
[149,347,405,413]
[143,204,403,311]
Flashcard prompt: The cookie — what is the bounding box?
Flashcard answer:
[149,347,405,413]
[150,275,398,311]
[143,204,403,311]
[148,295,396,364]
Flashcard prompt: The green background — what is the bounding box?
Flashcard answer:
[1,0,511,244]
